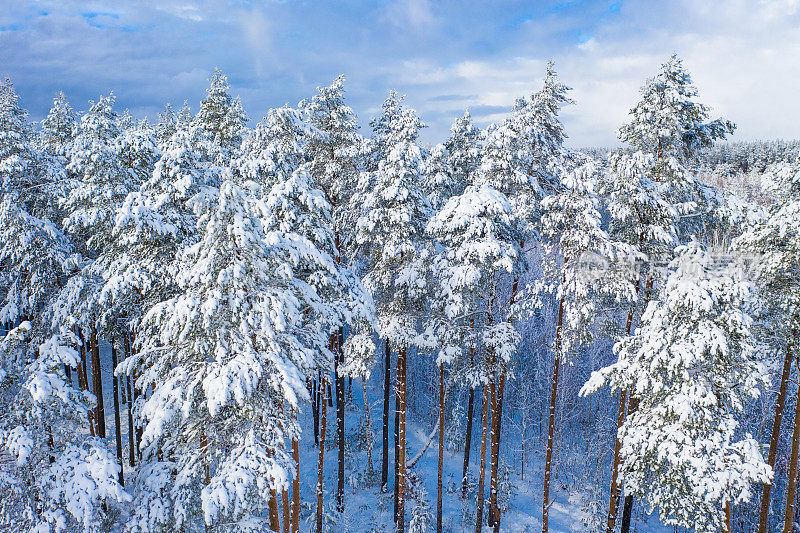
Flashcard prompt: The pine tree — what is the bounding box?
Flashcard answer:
[735,156,800,532]
[582,241,771,533]
[610,54,735,533]
[357,95,431,533]
[427,180,521,533]
[195,68,248,163]
[535,160,638,533]
[305,76,373,519]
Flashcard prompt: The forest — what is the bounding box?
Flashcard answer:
[1,53,799,533]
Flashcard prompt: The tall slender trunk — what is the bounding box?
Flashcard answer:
[725,500,732,533]
[784,365,800,533]
[760,329,797,533]
[335,331,345,513]
[363,376,374,476]
[475,385,490,533]
[111,344,124,486]
[124,332,136,468]
[90,327,106,438]
[75,327,94,436]
[397,346,407,533]
[394,366,400,522]
[269,488,280,532]
[282,488,290,533]
[620,275,654,533]
[316,375,328,533]
[487,375,497,529]
[542,291,565,533]
[606,296,638,533]
[463,318,476,498]
[490,371,506,533]
[292,409,300,533]
[312,377,320,446]
[383,340,391,491]
[437,362,445,533]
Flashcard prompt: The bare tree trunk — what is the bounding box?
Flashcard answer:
[282,488,290,533]
[317,375,328,533]
[363,376,374,477]
[463,318,476,498]
[123,331,136,467]
[75,327,94,436]
[312,376,320,446]
[90,327,106,438]
[111,344,124,486]
[725,500,732,533]
[292,409,300,533]
[606,300,637,533]
[383,340,391,492]
[269,489,280,532]
[620,275,654,533]
[542,292,565,533]
[335,332,345,513]
[760,330,797,533]
[437,362,445,533]
[490,371,506,533]
[784,367,800,533]
[395,367,400,523]
[397,346,407,533]
[475,385,489,533]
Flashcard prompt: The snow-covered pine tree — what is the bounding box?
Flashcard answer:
[357,94,431,533]
[122,168,320,530]
[426,179,521,533]
[735,156,800,532]
[40,91,75,161]
[582,241,771,533]
[195,68,248,164]
[609,54,735,533]
[535,159,638,533]
[155,103,178,146]
[445,110,481,193]
[305,76,374,520]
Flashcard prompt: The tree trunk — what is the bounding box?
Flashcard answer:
[75,327,94,436]
[292,409,300,533]
[282,488,290,533]
[362,376,374,477]
[463,318,476,498]
[437,362,445,533]
[606,391,627,532]
[111,344,124,486]
[542,293,565,533]
[124,333,136,467]
[395,365,400,523]
[490,371,506,533]
[725,500,732,533]
[383,340,391,491]
[335,332,345,513]
[269,488,280,532]
[90,327,106,438]
[463,385,475,497]
[784,368,800,533]
[475,385,489,533]
[316,375,328,533]
[606,301,637,533]
[312,376,320,446]
[397,346,407,533]
[620,275,654,533]
[759,329,797,533]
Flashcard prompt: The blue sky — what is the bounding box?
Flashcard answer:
[2,0,799,147]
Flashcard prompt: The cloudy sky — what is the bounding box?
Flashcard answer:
[2,0,799,147]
